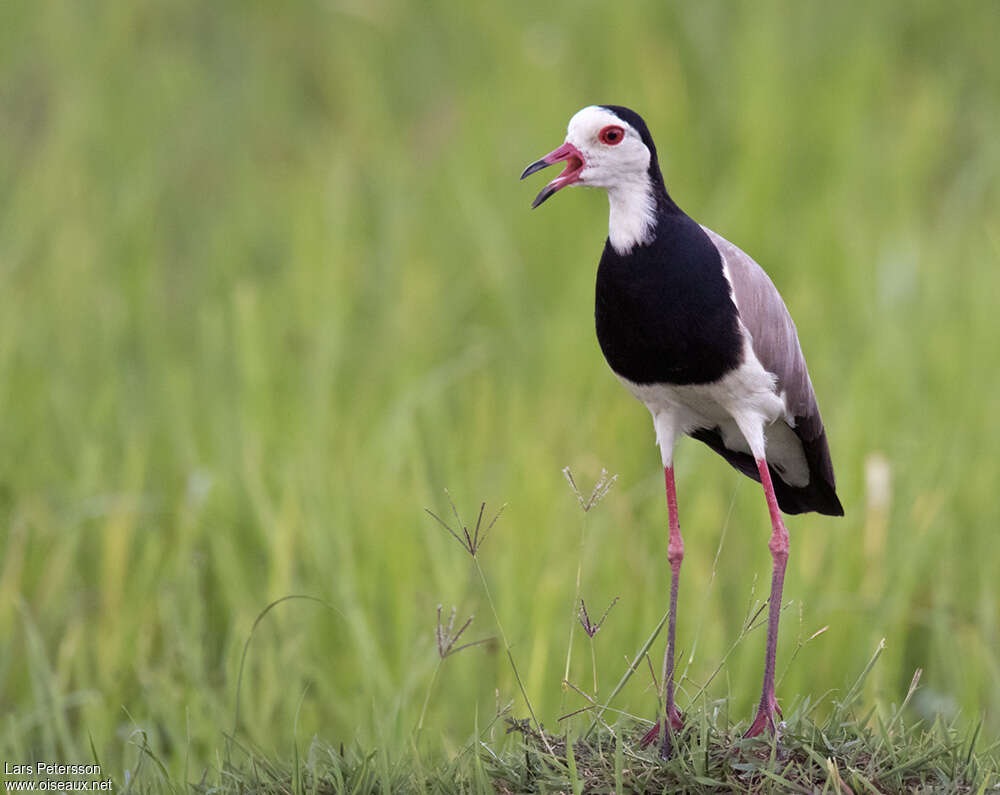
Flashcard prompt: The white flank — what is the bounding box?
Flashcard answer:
[617,339,810,487]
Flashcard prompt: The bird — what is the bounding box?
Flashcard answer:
[521,105,843,757]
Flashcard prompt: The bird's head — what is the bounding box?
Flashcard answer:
[520,105,661,209]
[521,105,668,253]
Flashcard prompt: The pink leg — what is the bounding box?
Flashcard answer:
[640,466,685,756]
[744,458,790,738]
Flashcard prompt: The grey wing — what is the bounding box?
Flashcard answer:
[700,226,843,516]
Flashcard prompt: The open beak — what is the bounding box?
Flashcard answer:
[520,142,585,208]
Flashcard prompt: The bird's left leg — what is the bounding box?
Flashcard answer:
[735,415,789,738]
[639,412,685,757]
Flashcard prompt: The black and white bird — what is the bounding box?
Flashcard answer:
[522,105,843,755]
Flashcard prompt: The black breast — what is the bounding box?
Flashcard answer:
[595,213,743,386]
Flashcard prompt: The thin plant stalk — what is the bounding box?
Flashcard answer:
[560,467,616,705]
[472,557,557,757]
[417,659,443,731]
[682,485,737,675]
[418,605,491,731]
[586,610,668,737]
[563,511,590,693]
[577,597,617,697]
[590,636,598,696]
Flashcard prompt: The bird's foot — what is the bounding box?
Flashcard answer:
[638,705,685,754]
[744,693,783,739]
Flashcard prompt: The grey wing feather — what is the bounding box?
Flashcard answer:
[701,226,843,515]
[701,227,816,423]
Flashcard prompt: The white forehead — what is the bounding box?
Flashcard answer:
[566,106,630,140]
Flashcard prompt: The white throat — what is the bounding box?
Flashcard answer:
[606,174,657,254]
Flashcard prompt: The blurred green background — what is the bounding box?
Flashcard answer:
[2,0,999,778]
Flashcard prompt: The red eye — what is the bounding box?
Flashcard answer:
[599,125,625,145]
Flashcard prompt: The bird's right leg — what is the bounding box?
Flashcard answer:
[733,412,787,739]
[639,413,685,758]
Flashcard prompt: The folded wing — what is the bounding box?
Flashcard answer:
[700,227,843,516]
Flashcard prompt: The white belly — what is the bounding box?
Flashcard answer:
[616,346,810,488]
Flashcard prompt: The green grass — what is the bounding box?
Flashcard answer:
[2,0,1000,787]
[491,702,995,794]
[117,715,998,794]
[50,625,1000,793]
[69,659,1000,794]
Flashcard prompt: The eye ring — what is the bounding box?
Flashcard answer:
[598,125,625,145]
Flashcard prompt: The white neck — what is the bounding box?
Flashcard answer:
[606,174,657,254]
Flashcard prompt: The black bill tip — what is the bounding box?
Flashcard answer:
[520,158,552,180]
[531,184,556,209]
